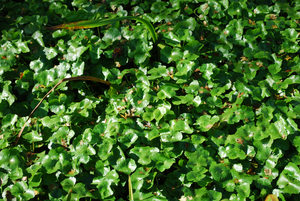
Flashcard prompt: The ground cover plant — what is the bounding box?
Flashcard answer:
[1,0,300,200]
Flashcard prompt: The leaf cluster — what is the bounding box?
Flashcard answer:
[1,0,300,200]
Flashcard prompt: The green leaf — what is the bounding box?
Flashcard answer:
[170,48,183,62]
[65,42,88,62]
[129,146,159,165]
[256,21,267,39]
[228,2,242,16]
[277,162,300,195]
[52,29,69,38]
[151,2,168,13]
[281,75,300,89]
[148,66,167,80]
[130,166,155,191]
[256,103,274,122]
[30,99,49,117]
[186,146,214,169]
[162,32,181,47]
[0,148,24,180]
[174,23,196,41]
[102,67,122,84]
[142,108,155,121]
[225,19,243,41]
[245,28,262,41]
[206,96,222,108]
[255,177,272,189]
[175,60,197,83]
[254,51,270,59]
[15,39,30,53]
[118,132,138,149]
[160,126,183,142]
[28,172,42,188]
[71,60,85,76]
[73,140,96,164]
[175,17,197,32]
[268,53,283,75]
[115,158,137,175]
[185,80,200,94]
[61,177,76,192]
[107,146,136,174]
[153,101,171,122]
[92,170,119,199]
[93,123,107,135]
[191,134,206,145]
[23,130,43,143]
[170,119,193,134]
[35,69,58,86]
[254,5,269,14]
[11,181,35,200]
[236,181,251,198]
[160,45,172,63]
[90,41,103,64]
[281,28,298,42]
[197,3,210,16]
[225,180,235,192]
[184,40,203,60]
[153,108,164,121]
[42,147,72,174]
[200,63,218,80]
[1,81,16,106]
[282,41,300,53]
[49,98,65,115]
[253,138,273,164]
[223,145,247,160]
[72,183,95,199]
[151,152,175,172]
[29,58,44,73]
[32,30,45,47]
[44,47,58,60]
[1,114,18,128]
[157,83,179,99]
[195,115,219,132]
[173,94,194,105]
[194,187,222,200]
[186,166,207,182]
[102,27,121,43]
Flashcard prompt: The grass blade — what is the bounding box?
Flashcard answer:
[45,16,157,44]
[66,189,72,201]
[128,174,134,201]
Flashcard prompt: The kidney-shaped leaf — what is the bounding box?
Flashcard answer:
[277,162,300,195]
[129,146,159,165]
[23,130,43,143]
[115,158,137,175]
[2,114,18,128]
[151,152,175,172]
[195,115,219,132]
[209,163,231,183]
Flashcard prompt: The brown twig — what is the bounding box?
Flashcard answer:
[13,76,111,146]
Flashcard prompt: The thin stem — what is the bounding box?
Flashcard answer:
[97,27,101,38]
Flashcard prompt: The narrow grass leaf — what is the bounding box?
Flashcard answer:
[46,16,157,44]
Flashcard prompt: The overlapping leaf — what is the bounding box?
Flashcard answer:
[1,0,300,200]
